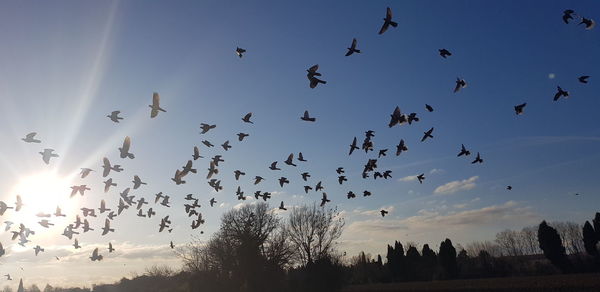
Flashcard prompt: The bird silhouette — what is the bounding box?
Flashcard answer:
[269,161,281,170]
[39,149,58,164]
[514,103,527,115]
[103,178,117,193]
[378,149,388,158]
[22,132,41,143]
[237,133,249,141]
[320,193,330,206]
[345,38,361,56]
[425,104,434,112]
[301,110,316,122]
[439,49,452,58]
[90,248,103,261]
[119,136,135,159]
[101,219,114,235]
[107,111,124,123]
[562,9,576,24]
[380,210,388,217]
[242,112,253,124]
[396,139,408,156]
[507,186,513,191]
[347,191,356,199]
[454,78,467,93]
[33,245,44,256]
[284,154,297,167]
[458,144,471,156]
[307,64,327,88]
[235,47,246,58]
[192,146,203,160]
[278,201,287,211]
[553,86,569,101]
[417,174,425,184]
[132,175,147,189]
[471,152,483,164]
[349,137,359,155]
[378,7,398,35]
[200,123,217,134]
[421,128,434,142]
[578,75,590,83]
[579,17,595,30]
[301,172,311,181]
[234,170,246,180]
[209,198,217,207]
[108,242,115,253]
[149,92,166,118]
[15,196,23,212]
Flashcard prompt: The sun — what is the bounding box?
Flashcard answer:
[7,172,79,235]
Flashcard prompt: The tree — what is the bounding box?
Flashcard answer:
[594,213,600,242]
[582,221,598,257]
[538,221,572,273]
[552,221,584,255]
[286,203,344,265]
[404,246,420,281]
[438,238,458,279]
[420,244,437,281]
[386,241,405,281]
[495,229,524,256]
[520,226,541,255]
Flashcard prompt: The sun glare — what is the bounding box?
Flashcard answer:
[7,172,79,236]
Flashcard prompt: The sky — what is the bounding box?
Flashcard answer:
[0,0,599,288]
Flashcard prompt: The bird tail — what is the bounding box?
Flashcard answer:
[128,153,135,159]
[355,49,361,53]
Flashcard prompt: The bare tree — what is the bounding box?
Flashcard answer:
[520,226,541,255]
[286,203,344,265]
[495,229,525,256]
[465,241,502,257]
[552,221,584,254]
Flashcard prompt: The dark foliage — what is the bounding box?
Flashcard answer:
[538,221,572,273]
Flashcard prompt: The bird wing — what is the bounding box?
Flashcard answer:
[122,136,131,152]
[308,64,319,73]
[351,38,357,49]
[378,22,389,35]
[386,7,392,19]
[152,92,160,107]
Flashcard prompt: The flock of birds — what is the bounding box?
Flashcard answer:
[0,6,595,281]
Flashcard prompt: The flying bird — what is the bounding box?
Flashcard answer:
[221,140,232,151]
[80,168,94,179]
[471,152,483,164]
[378,7,398,35]
[562,9,576,24]
[237,133,249,141]
[417,174,425,184]
[284,154,297,167]
[380,210,388,217]
[108,242,115,253]
[320,193,330,207]
[101,219,114,235]
[235,47,246,58]
[149,92,166,118]
[301,172,311,181]
[378,149,388,158]
[306,64,327,88]
[278,201,287,211]
[132,175,147,189]
[242,112,253,124]
[202,140,214,148]
[22,132,41,143]
[103,178,117,193]
[119,136,135,159]
[297,152,307,162]
[578,76,590,84]
[102,157,123,177]
[507,186,513,191]
[421,128,434,142]
[234,170,246,180]
[349,137,359,155]
[15,196,23,212]
[269,161,281,171]
[90,248,103,261]
[73,239,81,249]
[345,38,361,56]
[439,49,452,58]
[580,17,595,30]
[553,86,569,101]
[39,149,58,164]
[33,245,44,256]
[200,123,216,134]
[458,144,471,157]
[454,78,467,93]
[425,104,434,112]
[301,110,316,122]
[107,111,124,123]
[192,146,203,160]
[514,103,527,115]
[396,139,408,156]
[209,198,217,207]
[0,202,14,216]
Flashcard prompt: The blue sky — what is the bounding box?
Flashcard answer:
[0,0,599,287]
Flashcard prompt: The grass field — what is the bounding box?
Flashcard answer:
[344,273,600,292]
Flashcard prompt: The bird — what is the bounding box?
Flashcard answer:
[38,220,54,228]
[119,136,135,159]
[132,175,147,189]
[221,140,232,151]
[107,111,124,123]
[207,162,219,180]
[320,193,330,207]
[396,139,408,156]
[380,210,388,217]
[421,128,434,142]
[108,242,115,253]
[80,168,94,179]
[4,274,11,280]
[103,178,117,193]
[378,7,398,35]
[70,185,91,197]
[0,201,14,215]
[254,176,265,185]
[298,152,307,162]
[235,47,246,58]
[284,154,297,167]
[3,221,13,231]
[33,245,44,256]
[562,9,576,24]
[15,196,23,212]
[345,38,361,56]
[383,170,392,179]
[347,191,356,199]
[209,198,217,207]
[234,170,245,180]
[307,64,327,88]
[278,177,290,187]
[336,167,345,174]
[101,219,114,235]
[192,146,203,160]
[407,113,419,125]
[378,149,388,158]
[54,206,66,217]
[454,78,467,93]
[301,110,316,122]
[363,191,372,197]
[98,200,110,214]
[458,144,471,157]
[170,241,175,249]
[301,172,311,181]
[417,174,425,184]
[73,239,81,249]
[579,17,595,30]
[202,140,214,148]
[237,133,249,141]
[471,152,483,164]
[578,76,590,84]
[439,49,452,58]
[90,248,103,261]
[102,157,123,177]
[388,106,406,128]
[425,104,434,112]
[338,176,347,185]
[304,186,313,194]
[269,161,281,170]
[242,112,253,124]
[149,92,166,118]
[507,186,513,191]
[200,123,216,134]
[514,103,527,115]
[278,201,287,211]
[39,149,58,164]
[349,137,359,155]
[22,132,41,143]
[553,86,569,101]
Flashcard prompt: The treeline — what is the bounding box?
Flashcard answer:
[347,212,600,285]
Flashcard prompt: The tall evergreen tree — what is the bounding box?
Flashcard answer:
[420,244,437,280]
[438,238,458,279]
[594,213,600,240]
[538,220,572,273]
[582,221,598,256]
[404,246,420,281]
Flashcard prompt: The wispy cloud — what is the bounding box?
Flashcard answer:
[398,175,418,182]
[434,176,478,195]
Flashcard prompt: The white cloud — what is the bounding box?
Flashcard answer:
[430,168,444,174]
[399,175,418,182]
[434,176,478,195]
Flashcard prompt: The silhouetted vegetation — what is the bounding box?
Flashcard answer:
[18,209,600,292]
